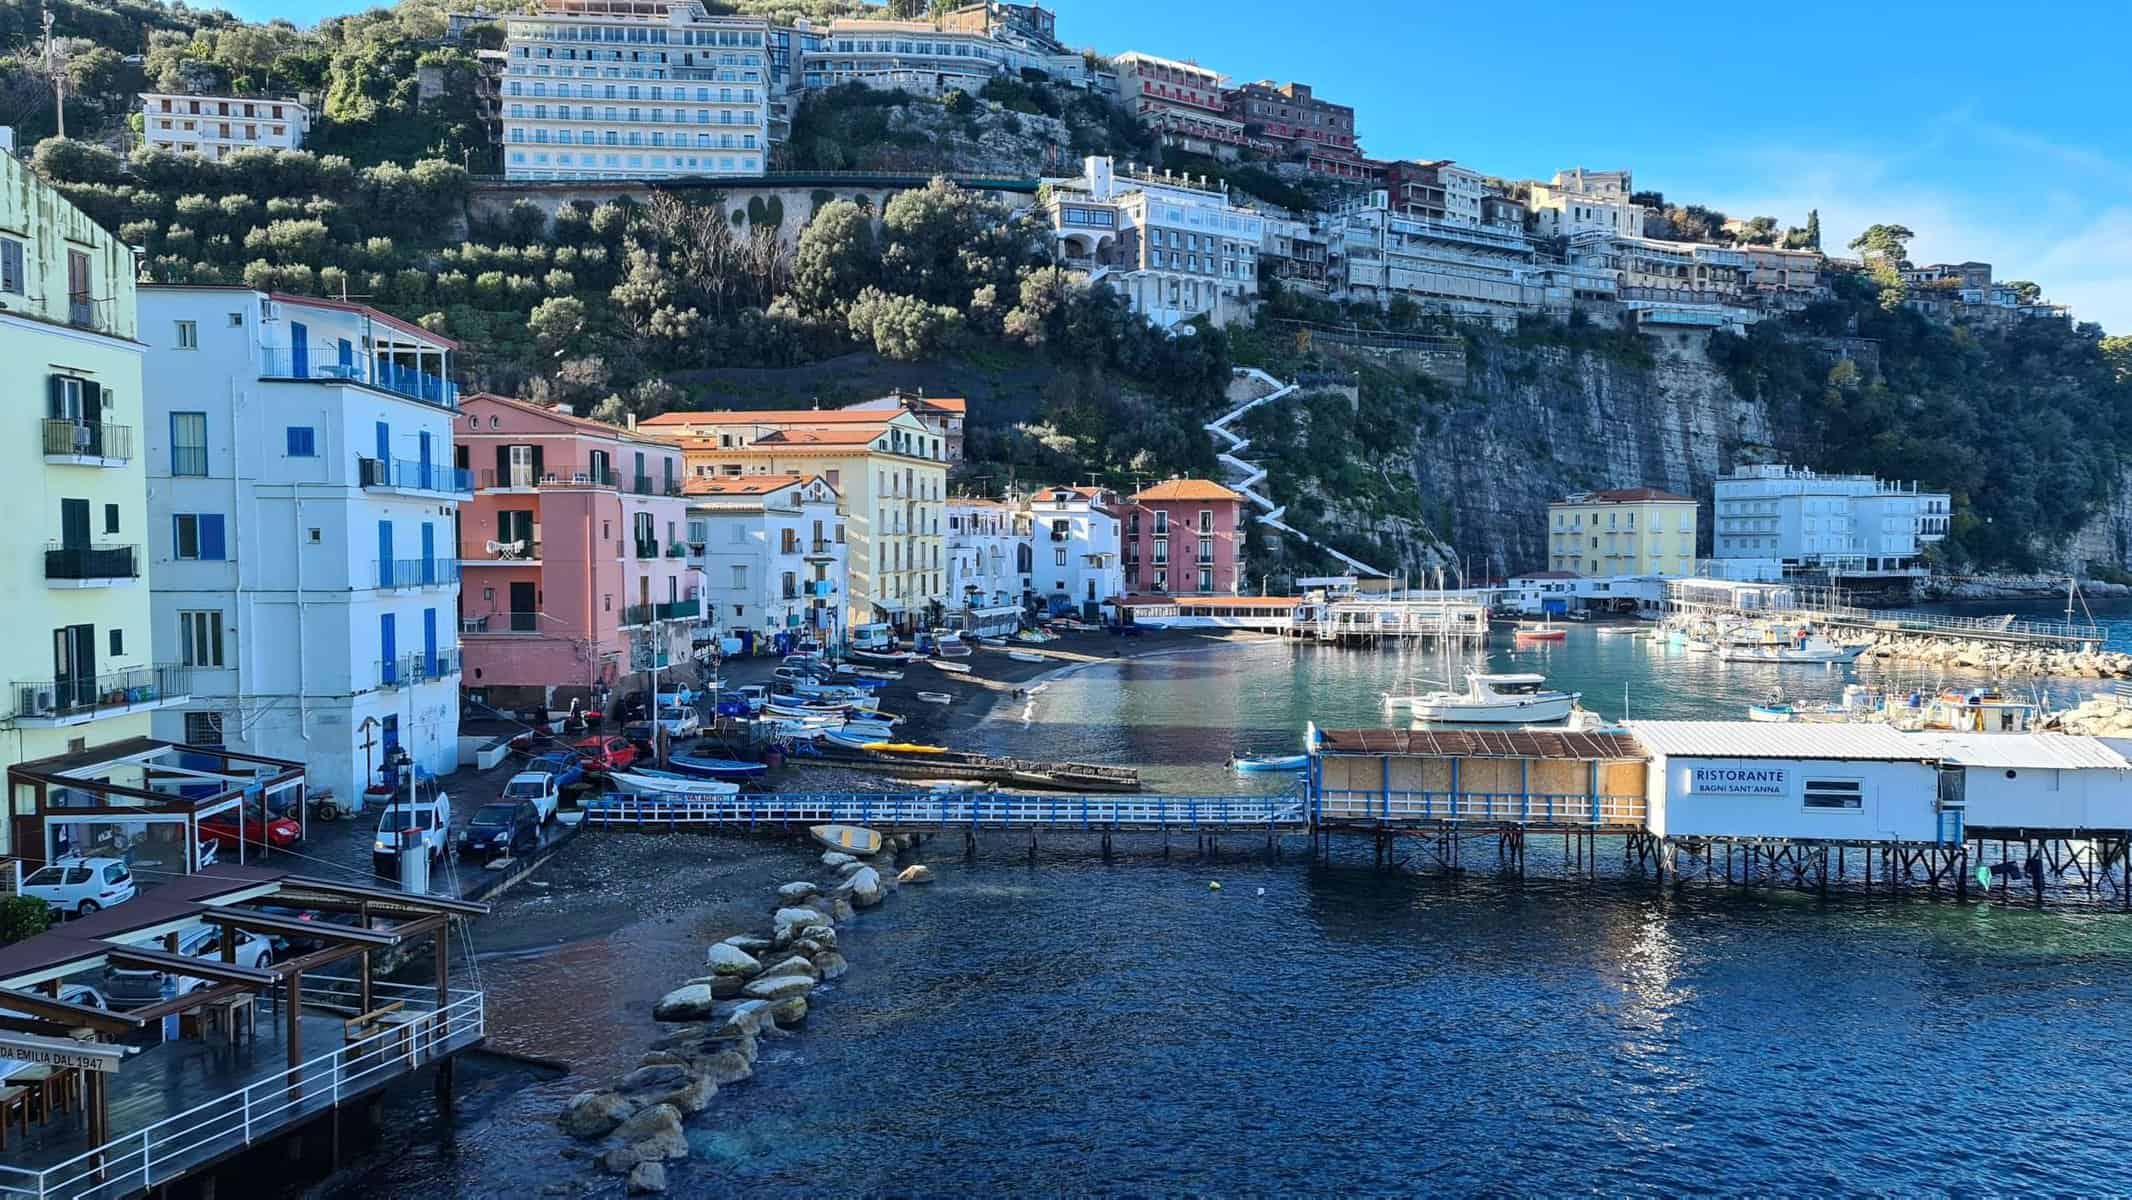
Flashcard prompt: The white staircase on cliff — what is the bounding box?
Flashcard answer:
[1209,368,1386,579]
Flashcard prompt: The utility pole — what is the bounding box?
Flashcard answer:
[42,5,67,140]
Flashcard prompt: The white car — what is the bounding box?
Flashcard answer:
[500,771,561,824]
[21,858,136,917]
[653,706,701,739]
[372,789,453,875]
[104,925,271,1006]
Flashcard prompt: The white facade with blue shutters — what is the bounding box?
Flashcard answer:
[139,285,465,808]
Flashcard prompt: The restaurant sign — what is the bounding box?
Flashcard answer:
[0,1032,128,1073]
[1687,764,1791,797]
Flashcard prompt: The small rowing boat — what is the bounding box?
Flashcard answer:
[811,823,882,855]
[864,741,946,755]
[1007,650,1045,663]
[930,659,973,674]
[916,691,953,705]
[611,770,739,796]
[667,753,767,778]
[1232,753,1308,773]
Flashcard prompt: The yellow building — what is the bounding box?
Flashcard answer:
[2,145,185,854]
[1546,487,1698,577]
[640,409,948,633]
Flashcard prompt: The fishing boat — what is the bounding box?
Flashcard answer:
[930,659,973,675]
[1596,625,1640,637]
[810,823,882,855]
[1513,619,1566,643]
[1232,753,1308,773]
[841,666,904,681]
[667,753,768,778]
[1747,702,1796,722]
[933,632,971,658]
[849,648,915,665]
[820,728,881,751]
[1683,638,1716,653]
[1719,634,1865,664]
[916,691,953,705]
[1386,671,1578,724]
[1007,650,1045,663]
[610,770,739,797]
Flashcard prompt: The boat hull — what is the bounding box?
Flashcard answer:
[1408,695,1576,724]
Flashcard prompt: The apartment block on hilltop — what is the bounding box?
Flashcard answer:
[502,0,769,182]
[1528,167,1645,240]
[1111,52,1251,160]
[456,395,694,708]
[836,393,966,463]
[1546,488,1698,578]
[1124,479,1246,595]
[1043,155,1264,328]
[1225,80,1368,179]
[683,474,845,650]
[1026,486,1124,618]
[139,286,466,802]
[1382,160,1485,226]
[140,93,310,160]
[800,15,1052,96]
[1,148,188,859]
[641,409,948,633]
[1713,465,1950,581]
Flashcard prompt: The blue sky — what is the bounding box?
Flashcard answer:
[233,0,2132,332]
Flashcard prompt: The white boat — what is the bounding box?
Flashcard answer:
[1719,635,1865,664]
[916,691,953,705]
[930,659,973,675]
[1385,671,1578,724]
[1683,638,1716,653]
[933,632,971,658]
[1008,650,1045,663]
[611,771,739,797]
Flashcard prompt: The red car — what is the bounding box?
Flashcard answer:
[575,735,639,773]
[199,801,302,849]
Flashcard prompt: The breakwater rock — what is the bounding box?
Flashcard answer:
[1859,632,2132,679]
[556,835,934,1193]
[2049,695,2132,735]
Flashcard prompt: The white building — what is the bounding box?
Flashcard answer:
[1528,167,1645,241]
[1043,156,1264,328]
[684,473,846,647]
[1630,721,1955,845]
[502,0,770,182]
[798,17,1051,96]
[139,285,464,806]
[1023,485,1123,619]
[946,497,1029,634]
[1324,191,1540,321]
[139,93,310,160]
[1713,464,1951,579]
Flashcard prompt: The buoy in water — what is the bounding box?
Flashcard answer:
[1256,887,1265,897]
[1208,881,1222,891]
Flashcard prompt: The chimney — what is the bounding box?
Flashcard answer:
[554,403,574,416]
[626,411,637,430]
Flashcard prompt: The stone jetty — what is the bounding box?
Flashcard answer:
[1858,632,2132,679]
[556,832,929,1192]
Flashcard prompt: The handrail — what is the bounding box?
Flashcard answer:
[1315,789,1646,827]
[582,790,1308,829]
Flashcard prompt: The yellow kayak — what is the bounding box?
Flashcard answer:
[864,741,947,755]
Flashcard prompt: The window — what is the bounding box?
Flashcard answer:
[170,411,208,476]
[1055,548,1067,567]
[184,711,225,746]
[286,427,316,457]
[108,628,123,657]
[0,236,23,295]
[179,610,225,667]
[1803,779,1862,811]
[730,565,747,589]
[174,320,197,349]
[173,513,225,561]
[103,503,119,534]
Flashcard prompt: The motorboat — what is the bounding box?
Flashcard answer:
[769,692,878,713]
[1719,635,1865,664]
[930,659,973,675]
[916,691,953,705]
[1513,620,1566,643]
[610,770,739,797]
[1747,702,1796,722]
[1386,671,1578,724]
[1008,650,1045,663]
[1232,753,1308,773]
[1595,625,1639,637]
[1683,638,1716,653]
[667,753,767,778]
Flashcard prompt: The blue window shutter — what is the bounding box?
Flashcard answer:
[169,412,180,475]
[375,421,390,464]
[423,608,437,674]
[421,523,436,584]
[380,613,397,682]
[199,515,225,561]
[378,520,393,587]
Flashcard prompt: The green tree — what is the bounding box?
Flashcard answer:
[527,295,587,352]
[1847,223,1915,262]
[790,199,877,318]
[847,287,962,360]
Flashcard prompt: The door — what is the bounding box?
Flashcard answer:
[509,581,536,633]
[420,523,436,586]
[422,608,438,677]
[290,321,309,377]
[589,449,609,484]
[375,421,390,467]
[379,613,398,685]
[53,624,93,712]
[377,520,394,588]
[337,338,354,377]
[60,498,90,549]
[508,444,534,488]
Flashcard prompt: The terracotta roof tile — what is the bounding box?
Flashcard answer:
[681,474,811,496]
[1130,479,1244,503]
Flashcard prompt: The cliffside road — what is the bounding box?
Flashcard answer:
[1212,369,1387,578]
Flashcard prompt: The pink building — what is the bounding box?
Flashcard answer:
[1123,479,1247,595]
[454,395,694,707]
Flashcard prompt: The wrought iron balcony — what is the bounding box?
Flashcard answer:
[46,542,140,582]
[620,603,656,627]
[12,664,190,723]
[42,419,133,463]
[376,558,461,590]
[656,598,700,621]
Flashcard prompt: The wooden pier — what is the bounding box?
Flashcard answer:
[798,747,1142,792]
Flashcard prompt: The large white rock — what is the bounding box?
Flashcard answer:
[896,864,934,884]
[627,1161,668,1195]
[741,972,814,1001]
[772,906,829,937]
[821,850,856,867]
[757,954,820,982]
[704,943,762,977]
[722,934,775,954]
[651,983,718,1022]
[847,866,884,908]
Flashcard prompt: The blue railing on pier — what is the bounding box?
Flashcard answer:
[581,790,1309,830]
[1313,789,1647,829]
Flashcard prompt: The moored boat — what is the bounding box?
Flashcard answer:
[1232,753,1308,773]
[1387,671,1578,724]
[810,823,882,854]
[930,659,973,674]
[610,770,739,796]
[667,753,767,778]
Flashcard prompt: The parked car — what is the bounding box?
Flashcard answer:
[371,787,452,876]
[199,801,303,850]
[575,735,639,773]
[251,904,362,955]
[653,706,701,740]
[500,772,561,824]
[460,801,540,862]
[523,751,585,791]
[104,925,271,1005]
[21,858,136,917]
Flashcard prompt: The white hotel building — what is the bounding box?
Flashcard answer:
[139,286,466,806]
[1043,156,1264,328]
[683,474,847,646]
[140,92,310,160]
[1712,464,1951,580]
[799,17,1049,97]
[502,0,770,181]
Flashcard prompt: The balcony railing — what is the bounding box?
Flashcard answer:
[45,542,140,581]
[462,612,540,634]
[376,558,460,590]
[656,598,700,621]
[478,466,619,490]
[260,345,459,410]
[634,540,658,559]
[632,474,655,496]
[807,538,835,556]
[664,544,686,558]
[401,648,462,683]
[42,418,133,462]
[362,458,472,494]
[620,603,656,627]
[11,664,190,722]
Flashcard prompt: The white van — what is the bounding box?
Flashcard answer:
[850,623,893,652]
